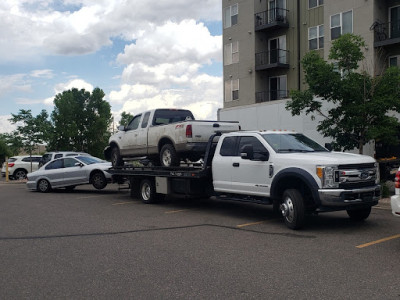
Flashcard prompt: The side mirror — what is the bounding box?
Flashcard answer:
[258,151,270,161]
[240,144,254,160]
[74,162,84,167]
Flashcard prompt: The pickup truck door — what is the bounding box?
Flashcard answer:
[230,136,271,196]
[134,111,151,156]
[119,114,142,155]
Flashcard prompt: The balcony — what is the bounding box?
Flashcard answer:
[371,21,400,47]
[255,90,289,103]
[255,49,290,71]
[255,8,289,31]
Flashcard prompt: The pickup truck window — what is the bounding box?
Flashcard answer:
[220,136,238,156]
[262,133,328,153]
[141,112,151,128]
[238,136,268,159]
[153,109,194,125]
[127,114,142,130]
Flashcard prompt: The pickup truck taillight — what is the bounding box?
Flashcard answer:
[395,171,400,189]
[186,124,192,138]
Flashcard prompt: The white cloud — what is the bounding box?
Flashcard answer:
[0,0,221,61]
[0,115,16,134]
[30,69,54,79]
[54,79,94,94]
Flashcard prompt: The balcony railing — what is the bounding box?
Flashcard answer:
[255,8,289,31]
[255,49,289,70]
[370,20,400,47]
[256,90,289,103]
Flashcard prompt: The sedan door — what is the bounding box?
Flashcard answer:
[62,157,87,186]
[43,159,65,188]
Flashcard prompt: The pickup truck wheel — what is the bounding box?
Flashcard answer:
[140,179,160,204]
[111,147,124,167]
[346,207,371,221]
[160,144,180,167]
[280,189,305,230]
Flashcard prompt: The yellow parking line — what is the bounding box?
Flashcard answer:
[76,195,110,199]
[237,220,270,228]
[112,201,135,206]
[165,209,188,214]
[356,234,400,248]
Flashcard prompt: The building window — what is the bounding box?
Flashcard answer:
[330,10,353,40]
[390,6,400,39]
[269,35,287,64]
[308,25,324,50]
[224,41,239,65]
[309,0,323,9]
[225,79,239,102]
[269,76,287,101]
[224,4,238,29]
[389,55,400,67]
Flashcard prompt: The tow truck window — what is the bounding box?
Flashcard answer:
[220,136,238,156]
[238,136,268,159]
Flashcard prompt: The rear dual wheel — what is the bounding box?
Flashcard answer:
[139,179,164,204]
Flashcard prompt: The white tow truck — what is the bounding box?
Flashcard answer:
[108,130,381,229]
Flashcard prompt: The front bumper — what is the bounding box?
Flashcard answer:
[318,185,381,208]
[390,194,400,217]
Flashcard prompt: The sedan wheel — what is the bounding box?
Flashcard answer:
[91,172,107,190]
[38,179,51,193]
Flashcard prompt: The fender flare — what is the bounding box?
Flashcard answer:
[270,167,321,206]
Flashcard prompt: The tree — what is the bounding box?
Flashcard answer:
[119,111,134,127]
[286,34,400,154]
[9,109,51,154]
[0,133,23,156]
[0,135,12,164]
[49,87,112,158]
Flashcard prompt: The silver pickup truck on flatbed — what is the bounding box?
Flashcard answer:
[108,130,381,229]
[104,108,240,167]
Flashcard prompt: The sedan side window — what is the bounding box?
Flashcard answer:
[64,158,79,168]
[45,159,64,170]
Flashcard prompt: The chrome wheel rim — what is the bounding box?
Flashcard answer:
[141,182,151,201]
[38,180,48,192]
[281,196,295,223]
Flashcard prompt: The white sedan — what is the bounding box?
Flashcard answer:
[391,170,400,217]
[27,156,113,192]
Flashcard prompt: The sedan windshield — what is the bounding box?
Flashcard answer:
[262,133,328,153]
[76,156,104,165]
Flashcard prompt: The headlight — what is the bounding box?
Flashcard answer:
[317,165,339,188]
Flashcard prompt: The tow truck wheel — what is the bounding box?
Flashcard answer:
[160,144,180,167]
[280,189,305,230]
[140,179,158,204]
[346,207,371,221]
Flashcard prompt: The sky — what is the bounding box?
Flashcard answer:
[0,0,223,133]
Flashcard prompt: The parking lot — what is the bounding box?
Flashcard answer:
[1,178,399,299]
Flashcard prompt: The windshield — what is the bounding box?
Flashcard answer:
[262,133,328,153]
[76,156,104,165]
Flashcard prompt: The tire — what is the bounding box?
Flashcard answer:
[139,179,164,204]
[111,146,124,167]
[347,207,371,221]
[91,172,107,190]
[37,179,51,193]
[160,144,180,167]
[13,169,27,180]
[280,189,305,230]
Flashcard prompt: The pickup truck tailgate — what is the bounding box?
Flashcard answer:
[188,121,240,142]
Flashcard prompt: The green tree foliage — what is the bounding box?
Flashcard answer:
[286,34,400,154]
[48,87,112,158]
[0,133,22,156]
[0,134,12,163]
[119,111,134,127]
[9,109,51,155]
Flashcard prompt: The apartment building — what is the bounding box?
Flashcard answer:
[220,0,400,154]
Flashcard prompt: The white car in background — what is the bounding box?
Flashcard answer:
[391,169,400,217]
[1,155,42,180]
[27,156,113,192]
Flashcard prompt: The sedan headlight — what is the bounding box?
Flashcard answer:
[317,165,339,189]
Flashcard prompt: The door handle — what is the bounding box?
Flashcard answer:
[233,163,240,167]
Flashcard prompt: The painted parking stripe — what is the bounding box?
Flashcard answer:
[165,209,189,214]
[237,220,271,228]
[356,234,400,248]
[112,201,136,206]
